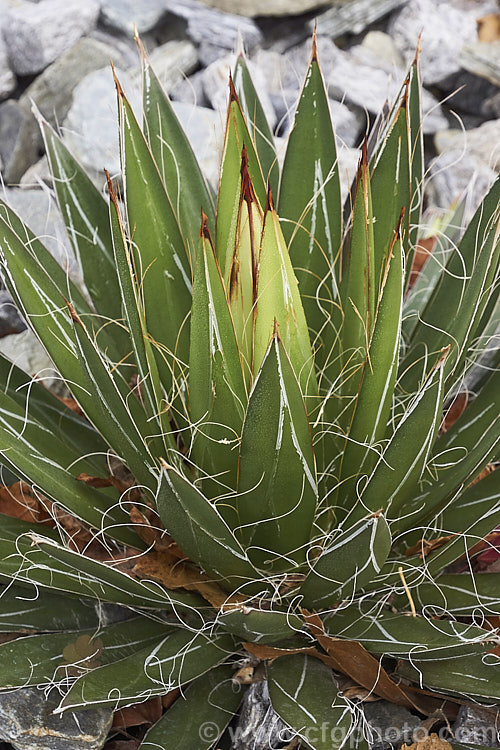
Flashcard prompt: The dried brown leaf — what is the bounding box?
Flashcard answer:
[113,696,162,728]
[0,482,54,525]
[409,236,436,288]
[403,732,453,750]
[477,13,500,41]
[440,392,468,434]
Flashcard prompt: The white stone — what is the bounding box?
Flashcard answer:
[202,54,277,129]
[133,40,198,94]
[1,0,100,75]
[198,0,331,16]
[387,0,498,86]
[100,0,169,34]
[435,119,500,172]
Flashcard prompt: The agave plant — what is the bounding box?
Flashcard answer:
[0,34,498,749]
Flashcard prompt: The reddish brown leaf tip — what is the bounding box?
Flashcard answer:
[199,210,214,248]
[311,24,318,63]
[273,318,280,338]
[111,61,124,98]
[412,31,423,66]
[264,181,275,214]
[105,169,117,204]
[240,145,257,206]
[65,299,82,326]
[361,137,368,168]
[228,71,239,104]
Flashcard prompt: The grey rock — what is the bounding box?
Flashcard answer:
[0,687,112,750]
[173,101,222,189]
[387,0,498,86]
[0,30,15,101]
[435,119,500,172]
[364,700,421,750]
[453,705,500,747]
[1,187,73,269]
[134,40,198,94]
[429,148,497,213]
[330,100,364,148]
[202,54,277,128]
[1,0,100,76]
[171,69,209,108]
[232,680,292,749]
[100,0,170,35]
[484,90,500,119]
[20,155,52,189]
[63,66,221,189]
[361,31,405,69]
[0,290,26,338]
[198,0,330,15]
[461,41,500,87]
[338,146,361,204]
[165,0,262,54]
[0,100,40,184]
[90,28,140,70]
[63,66,140,178]
[20,38,117,129]
[440,68,499,117]
[0,329,57,384]
[311,0,408,38]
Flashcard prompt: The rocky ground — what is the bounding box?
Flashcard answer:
[0,0,499,748]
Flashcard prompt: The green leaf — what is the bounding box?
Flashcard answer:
[107,175,173,458]
[40,118,122,327]
[349,348,448,525]
[142,55,215,254]
[337,217,405,507]
[409,573,500,615]
[397,653,500,702]
[0,198,91,320]
[0,524,205,616]
[403,195,467,341]
[278,45,342,372]
[406,60,424,286]
[117,78,192,395]
[406,468,500,576]
[0,351,107,476]
[325,604,492,660]
[400,176,500,391]
[0,388,137,548]
[254,203,318,399]
[189,225,247,496]
[0,616,172,689]
[215,82,266,289]
[218,607,304,644]
[70,306,159,491]
[141,664,243,749]
[236,336,318,571]
[397,365,499,532]
[370,94,411,287]
[60,630,235,711]
[300,514,391,608]
[268,654,359,750]
[155,466,261,593]
[233,54,278,198]
[0,209,152,482]
[0,584,100,632]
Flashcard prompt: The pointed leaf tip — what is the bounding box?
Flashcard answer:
[311,24,318,63]
[228,71,239,104]
[199,209,214,245]
[111,61,124,98]
[265,182,275,214]
[240,145,258,206]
